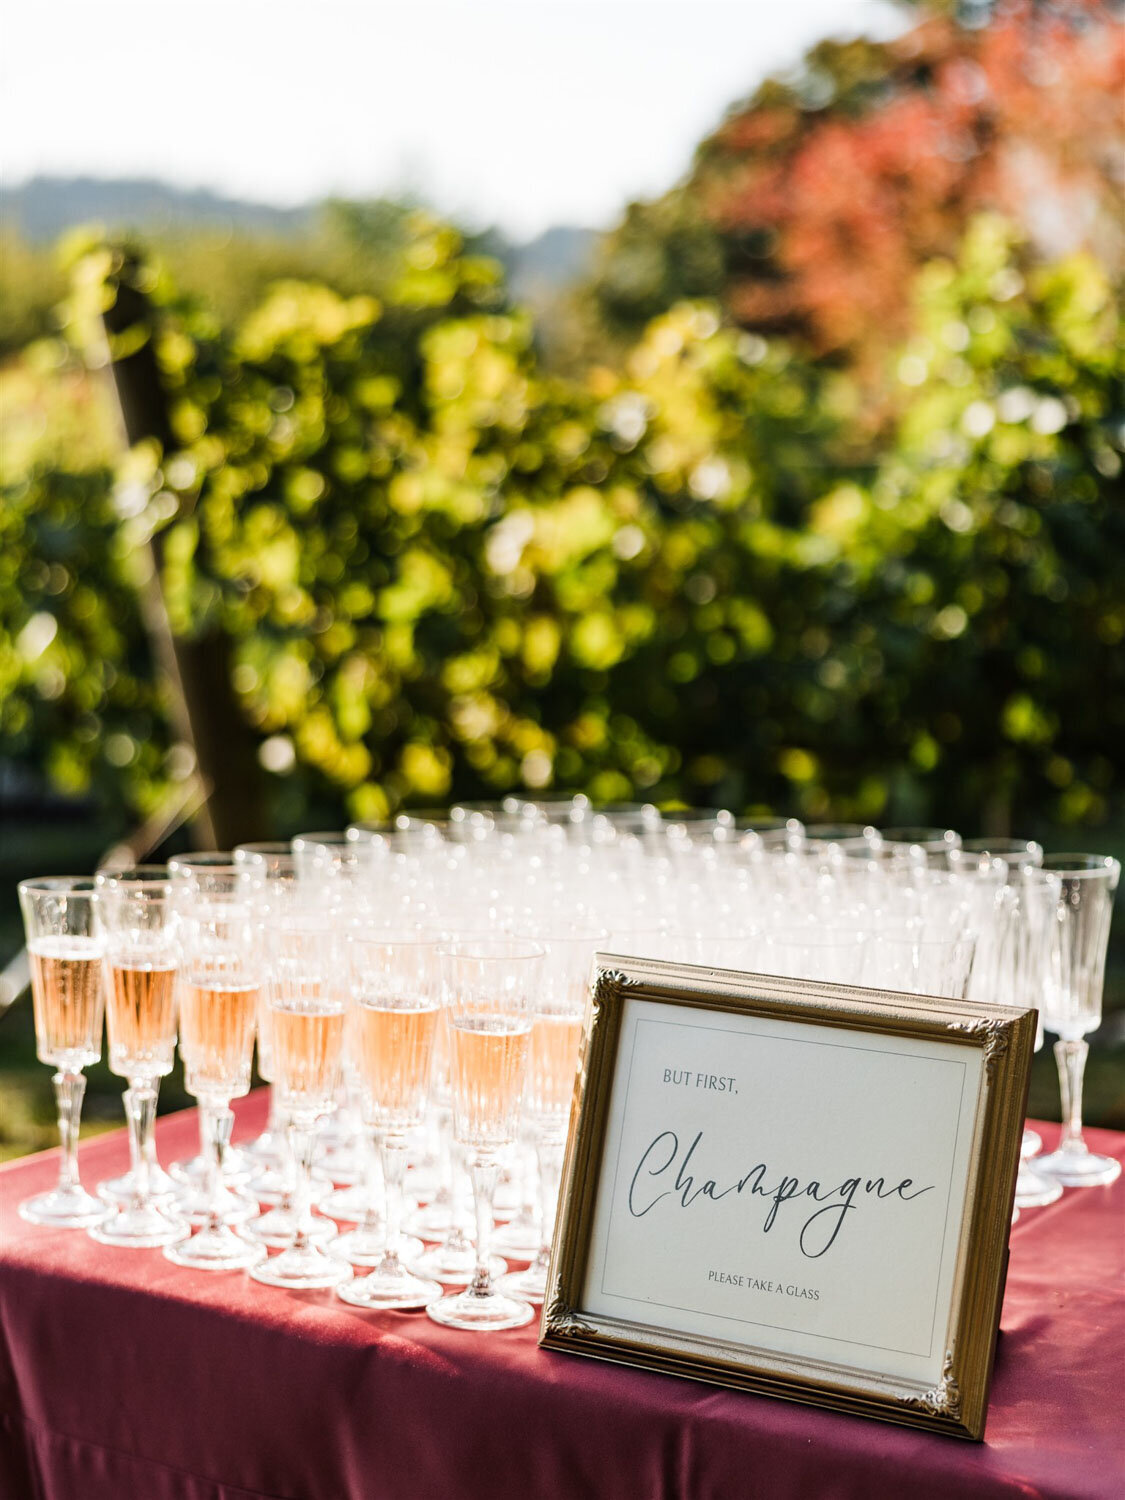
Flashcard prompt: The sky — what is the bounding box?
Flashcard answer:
[2,1,906,239]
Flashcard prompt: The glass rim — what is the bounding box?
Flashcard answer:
[291,830,350,848]
[94,867,172,892]
[877,827,961,842]
[438,938,546,961]
[347,928,444,948]
[1040,854,1121,878]
[167,851,235,867]
[18,875,98,895]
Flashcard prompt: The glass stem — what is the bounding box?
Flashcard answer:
[203,1102,234,1234]
[467,1154,500,1297]
[359,1128,383,1235]
[431,1105,453,1211]
[141,1079,163,1177]
[1055,1037,1089,1155]
[53,1069,86,1193]
[534,1132,565,1269]
[379,1134,407,1270]
[125,1082,158,1208]
[288,1121,315,1252]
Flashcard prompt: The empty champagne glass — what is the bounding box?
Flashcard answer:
[336,932,443,1309]
[164,890,263,1270]
[250,921,351,1289]
[90,870,189,1247]
[1003,869,1064,1211]
[16,878,107,1227]
[499,931,601,1305]
[428,939,544,1332]
[1037,855,1121,1188]
[863,930,976,997]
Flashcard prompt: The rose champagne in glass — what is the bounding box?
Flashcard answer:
[91,870,189,1247]
[17,879,107,1227]
[428,939,543,1333]
[164,892,263,1269]
[336,932,442,1308]
[251,922,351,1289]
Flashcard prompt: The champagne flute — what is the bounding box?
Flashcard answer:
[499,931,601,1305]
[336,932,443,1309]
[16,878,107,1227]
[428,939,544,1333]
[1002,869,1065,1210]
[164,890,263,1270]
[166,853,255,1190]
[92,869,180,1209]
[90,869,189,1247]
[250,921,351,1289]
[1036,855,1121,1188]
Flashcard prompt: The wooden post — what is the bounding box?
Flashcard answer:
[100,249,266,849]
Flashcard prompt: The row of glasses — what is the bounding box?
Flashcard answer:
[14,809,1118,1318]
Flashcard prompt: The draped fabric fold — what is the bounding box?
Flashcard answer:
[1,1092,1122,1500]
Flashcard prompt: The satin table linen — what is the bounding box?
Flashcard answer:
[2,1092,1122,1500]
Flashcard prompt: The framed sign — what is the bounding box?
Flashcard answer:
[539,956,1036,1440]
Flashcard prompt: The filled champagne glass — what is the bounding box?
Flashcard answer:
[336,932,443,1309]
[499,931,602,1305]
[163,890,263,1270]
[90,870,189,1247]
[428,939,544,1333]
[16,878,107,1228]
[166,854,255,1191]
[1036,855,1121,1188]
[250,921,351,1289]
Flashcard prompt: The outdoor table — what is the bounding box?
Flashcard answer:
[2,1091,1122,1500]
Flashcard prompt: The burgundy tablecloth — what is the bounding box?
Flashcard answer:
[1,1094,1122,1500]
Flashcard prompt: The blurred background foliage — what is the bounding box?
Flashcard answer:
[3,211,1120,834]
[0,0,1121,834]
[2,0,1123,1149]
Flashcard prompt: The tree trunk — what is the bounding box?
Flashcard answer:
[101,253,265,849]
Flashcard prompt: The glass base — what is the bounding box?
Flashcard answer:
[497,1263,548,1304]
[170,1146,252,1187]
[243,1126,284,1165]
[410,1237,507,1286]
[404,1161,439,1202]
[492,1214,541,1261]
[1014,1162,1064,1210]
[99,1161,177,1206]
[319,1181,376,1221]
[403,1196,456,1241]
[19,1183,107,1229]
[329,1226,423,1267]
[89,1201,190,1248]
[491,1170,521,1221]
[248,1164,331,1206]
[1021,1126,1043,1159]
[176,1181,259,1227]
[1035,1146,1122,1188]
[426,1284,534,1331]
[164,1222,266,1271]
[250,1242,351,1290]
[335,1257,443,1311]
[315,1140,364,1185]
[240,1205,337,1249]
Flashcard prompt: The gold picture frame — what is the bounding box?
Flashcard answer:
[539,956,1036,1441]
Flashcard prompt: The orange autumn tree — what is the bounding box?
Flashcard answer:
[591,0,1124,373]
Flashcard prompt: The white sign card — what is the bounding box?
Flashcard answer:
[582,997,981,1390]
[540,959,1036,1439]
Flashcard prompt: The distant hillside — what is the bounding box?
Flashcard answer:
[1,175,314,241]
[0,176,598,292]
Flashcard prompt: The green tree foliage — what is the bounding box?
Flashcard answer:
[1,213,1120,833]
